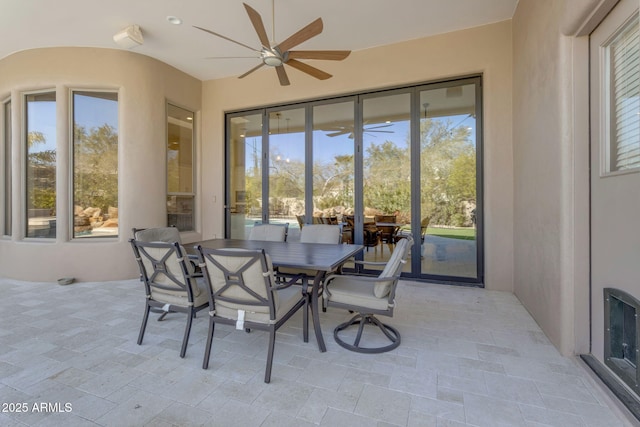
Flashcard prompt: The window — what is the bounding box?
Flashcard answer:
[167,104,195,231]
[72,91,119,238]
[604,13,640,173]
[25,92,56,238]
[3,99,10,236]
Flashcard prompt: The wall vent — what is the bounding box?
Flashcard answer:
[605,287,640,394]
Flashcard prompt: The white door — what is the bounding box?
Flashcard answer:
[590,0,640,363]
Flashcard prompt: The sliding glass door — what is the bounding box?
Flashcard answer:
[225,77,483,284]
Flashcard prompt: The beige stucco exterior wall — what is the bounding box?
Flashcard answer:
[512,0,592,356]
[0,47,202,282]
[201,21,514,292]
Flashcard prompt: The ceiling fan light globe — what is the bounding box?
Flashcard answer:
[263,56,283,67]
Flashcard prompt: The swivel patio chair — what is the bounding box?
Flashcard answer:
[197,246,307,383]
[129,238,209,358]
[248,222,289,242]
[323,236,412,353]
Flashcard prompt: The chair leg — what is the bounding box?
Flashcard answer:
[137,304,151,345]
[180,307,194,358]
[303,295,309,343]
[202,318,215,369]
[265,328,276,383]
[333,313,401,354]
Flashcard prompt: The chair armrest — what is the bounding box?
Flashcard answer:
[272,273,307,292]
[353,259,388,267]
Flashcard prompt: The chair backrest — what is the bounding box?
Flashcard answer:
[133,227,182,244]
[129,239,199,301]
[374,236,412,298]
[198,247,277,320]
[296,215,305,229]
[374,214,396,224]
[420,216,431,241]
[249,223,288,242]
[300,224,342,244]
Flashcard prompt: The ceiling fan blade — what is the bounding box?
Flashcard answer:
[276,18,323,53]
[287,50,351,61]
[275,65,290,86]
[365,124,393,130]
[326,130,349,137]
[243,3,271,49]
[205,56,260,59]
[193,25,260,52]
[238,62,266,79]
[286,59,332,80]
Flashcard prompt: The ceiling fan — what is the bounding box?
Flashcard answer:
[193,1,350,86]
[324,123,394,139]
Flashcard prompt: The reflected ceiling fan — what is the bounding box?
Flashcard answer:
[193,1,350,86]
[324,122,394,139]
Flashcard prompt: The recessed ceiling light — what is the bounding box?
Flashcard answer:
[167,16,182,25]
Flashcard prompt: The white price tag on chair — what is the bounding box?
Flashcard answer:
[236,310,245,330]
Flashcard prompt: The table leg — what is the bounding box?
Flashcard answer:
[310,270,327,352]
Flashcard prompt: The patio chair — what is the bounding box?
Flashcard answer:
[323,235,412,353]
[249,222,289,242]
[197,246,307,383]
[277,224,343,308]
[129,239,209,358]
[132,226,182,243]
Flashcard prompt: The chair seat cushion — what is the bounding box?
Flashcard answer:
[214,285,302,324]
[325,276,391,311]
[151,277,209,308]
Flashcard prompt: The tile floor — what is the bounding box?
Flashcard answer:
[0,277,636,426]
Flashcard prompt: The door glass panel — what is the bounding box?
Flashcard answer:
[3,100,11,236]
[419,84,477,278]
[312,101,355,243]
[167,104,195,231]
[229,113,262,239]
[362,93,411,272]
[26,92,56,238]
[268,108,305,238]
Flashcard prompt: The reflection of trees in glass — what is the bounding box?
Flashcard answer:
[420,118,476,226]
[364,140,411,217]
[270,160,304,197]
[314,154,354,210]
[73,124,118,213]
[27,131,56,211]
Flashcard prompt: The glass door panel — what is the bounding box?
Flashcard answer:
[228,113,262,239]
[419,84,478,278]
[362,92,411,272]
[268,108,305,238]
[312,101,355,243]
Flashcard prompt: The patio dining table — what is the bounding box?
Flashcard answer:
[189,238,364,352]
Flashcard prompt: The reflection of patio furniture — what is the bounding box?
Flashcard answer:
[396,216,430,244]
[296,214,305,229]
[374,215,399,246]
[420,217,431,243]
[363,222,380,251]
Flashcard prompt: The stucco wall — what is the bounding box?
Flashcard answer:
[512,0,592,356]
[0,47,202,282]
[201,21,514,292]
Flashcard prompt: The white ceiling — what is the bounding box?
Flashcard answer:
[1,0,519,81]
